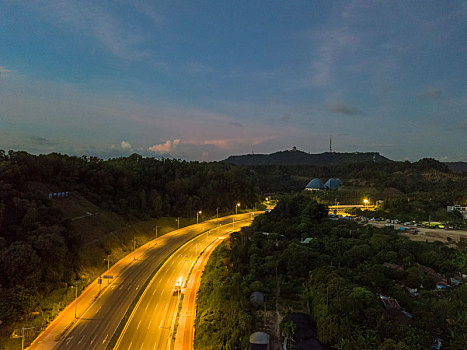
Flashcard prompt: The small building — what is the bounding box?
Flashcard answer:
[305,178,324,191]
[447,205,467,220]
[324,178,341,190]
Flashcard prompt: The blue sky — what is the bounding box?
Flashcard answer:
[1,1,466,161]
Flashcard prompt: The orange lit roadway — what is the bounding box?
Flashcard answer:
[114,216,255,350]
[30,213,254,350]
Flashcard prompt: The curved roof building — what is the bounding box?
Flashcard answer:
[324,178,341,190]
[305,178,324,191]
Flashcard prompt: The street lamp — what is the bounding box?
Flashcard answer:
[18,327,34,350]
[236,202,240,215]
[104,254,110,271]
[196,210,202,224]
[74,280,81,318]
[363,199,369,209]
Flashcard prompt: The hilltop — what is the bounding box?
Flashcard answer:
[224,149,392,166]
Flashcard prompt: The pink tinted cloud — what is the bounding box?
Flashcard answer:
[148,139,180,153]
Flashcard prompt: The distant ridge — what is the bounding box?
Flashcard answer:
[223,149,392,166]
[444,162,467,173]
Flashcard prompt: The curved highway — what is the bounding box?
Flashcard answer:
[29,213,255,350]
[114,218,254,350]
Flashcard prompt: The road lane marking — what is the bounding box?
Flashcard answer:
[148,319,152,329]
[78,336,84,345]
[102,334,108,344]
[140,342,144,350]
[145,303,149,311]
[137,320,141,330]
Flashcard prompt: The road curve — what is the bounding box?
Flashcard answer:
[29,213,254,350]
[113,217,255,350]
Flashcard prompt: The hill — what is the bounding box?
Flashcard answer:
[224,149,392,166]
[445,162,467,173]
[0,150,260,348]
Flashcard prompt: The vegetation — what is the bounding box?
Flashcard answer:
[0,150,260,348]
[195,194,467,349]
[248,158,467,222]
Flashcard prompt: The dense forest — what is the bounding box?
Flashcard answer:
[0,150,260,345]
[194,194,467,349]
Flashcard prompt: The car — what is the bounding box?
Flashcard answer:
[173,281,182,295]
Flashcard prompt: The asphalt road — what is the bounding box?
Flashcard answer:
[114,218,254,350]
[50,213,254,350]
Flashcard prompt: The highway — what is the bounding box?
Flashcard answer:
[29,213,255,350]
[114,218,254,350]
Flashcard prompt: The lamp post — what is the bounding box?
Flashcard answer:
[233,203,240,227]
[216,207,219,218]
[196,210,202,224]
[20,327,34,350]
[155,226,160,239]
[104,254,110,271]
[363,199,369,210]
[133,236,136,260]
[74,280,81,319]
[176,217,180,230]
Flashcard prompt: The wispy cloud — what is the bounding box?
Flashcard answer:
[27,1,151,61]
[229,121,243,127]
[0,66,14,75]
[280,113,291,122]
[326,101,365,116]
[29,135,54,146]
[419,87,442,99]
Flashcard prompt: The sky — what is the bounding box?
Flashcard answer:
[0,1,466,162]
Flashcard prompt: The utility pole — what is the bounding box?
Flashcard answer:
[105,255,110,271]
[74,280,81,319]
[20,327,34,350]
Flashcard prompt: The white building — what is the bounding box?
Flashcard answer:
[447,205,467,220]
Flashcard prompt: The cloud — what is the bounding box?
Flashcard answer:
[27,1,151,61]
[148,139,180,154]
[459,119,467,130]
[326,101,365,116]
[29,135,54,146]
[419,87,442,99]
[0,66,14,76]
[183,61,213,74]
[229,121,243,127]
[280,113,291,122]
[120,140,132,150]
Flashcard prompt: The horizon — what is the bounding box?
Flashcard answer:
[2,146,463,164]
[1,1,466,162]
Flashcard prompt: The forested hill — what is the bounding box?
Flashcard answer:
[224,150,392,166]
[0,150,260,340]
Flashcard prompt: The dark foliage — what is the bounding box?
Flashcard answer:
[0,150,259,330]
[196,194,467,349]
